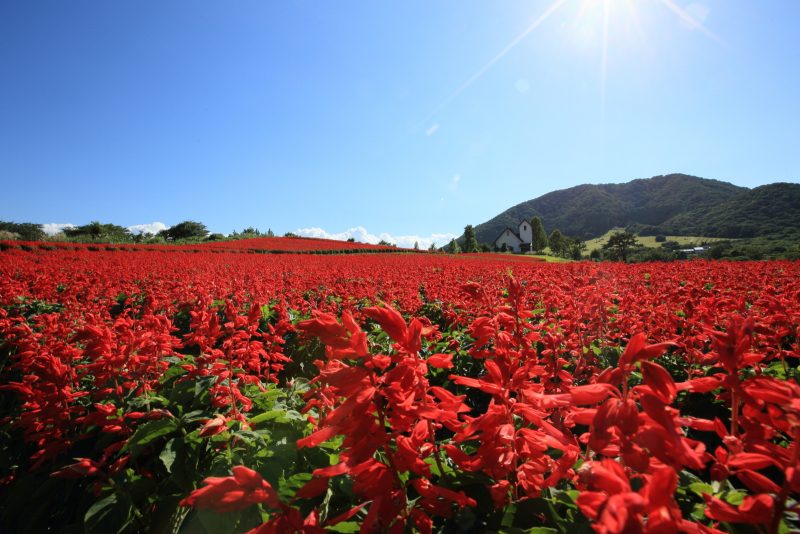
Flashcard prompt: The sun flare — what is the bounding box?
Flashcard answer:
[424,0,722,124]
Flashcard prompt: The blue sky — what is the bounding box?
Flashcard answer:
[1,1,798,246]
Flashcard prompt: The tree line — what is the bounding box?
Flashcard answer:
[0,220,281,244]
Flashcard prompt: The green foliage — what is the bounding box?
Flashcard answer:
[463,225,479,253]
[700,234,800,261]
[530,216,548,253]
[159,221,209,241]
[64,221,131,242]
[546,229,585,260]
[449,238,462,254]
[626,247,684,263]
[548,229,564,256]
[230,227,261,239]
[0,358,315,534]
[602,231,639,262]
[0,221,46,241]
[658,182,800,238]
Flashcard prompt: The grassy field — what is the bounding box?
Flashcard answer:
[530,254,572,263]
[584,228,730,252]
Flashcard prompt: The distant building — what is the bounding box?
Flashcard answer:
[679,246,707,255]
[494,220,533,252]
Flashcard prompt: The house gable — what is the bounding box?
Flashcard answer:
[494,227,523,252]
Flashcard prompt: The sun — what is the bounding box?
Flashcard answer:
[568,0,722,109]
[422,0,722,126]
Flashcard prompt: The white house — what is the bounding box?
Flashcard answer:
[494,220,534,252]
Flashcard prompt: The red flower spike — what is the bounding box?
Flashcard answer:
[427,353,454,369]
[619,333,677,367]
[180,466,280,513]
[362,305,408,346]
[199,415,229,437]
[704,493,774,524]
[640,361,677,404]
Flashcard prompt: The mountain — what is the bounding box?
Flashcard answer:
[468,174,800,244]
[657,182,800,238]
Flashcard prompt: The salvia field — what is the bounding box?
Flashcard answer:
[0,239,798,533]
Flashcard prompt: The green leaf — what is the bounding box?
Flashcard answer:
[249,410,288,425]
[501,503,518,528]
[725,490,745,506]
[328,522,361,533]
[84,493,133,534]
[159,365,186,384]
[181,410,209,424]
[688,482,714,497]
[690,503,707,521]
[279,472,313,502]
[127,394,168,409]
[160,438,178,473]
[195,376,217,401]
[125,418,178,452]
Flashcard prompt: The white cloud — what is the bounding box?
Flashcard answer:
[127,222,168,235]
[41,223,75,236]
[426,123,440,137]
[294,226,457,250]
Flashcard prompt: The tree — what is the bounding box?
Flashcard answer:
[64,221,131,241]
[266,228,275,237]
[428,242,437,252]
[548,229,565,256]
[530,217,548,253]
[0,221,46,241]
[602,231,639,262]
[463,225,479,253]
[448,238,461,254]
[413,241,420,251]
[571,239,587,260]
[159,221,208,241]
